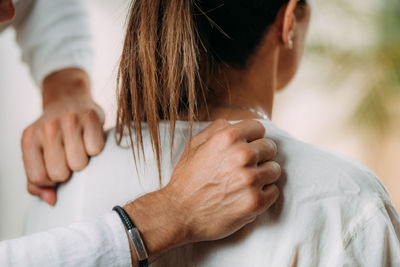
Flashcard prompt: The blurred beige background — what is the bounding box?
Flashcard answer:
[1,0,399,240]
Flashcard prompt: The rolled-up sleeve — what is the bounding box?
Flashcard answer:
[0,212,132,267]
[13,0,93,88]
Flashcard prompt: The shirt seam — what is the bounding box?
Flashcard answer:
[343,197,388,249]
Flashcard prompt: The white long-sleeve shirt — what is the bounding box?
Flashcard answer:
[0,0,92,87]
[25,120,400,266]
[0,212,132,266]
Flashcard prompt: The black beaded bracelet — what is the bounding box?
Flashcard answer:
[113,206,149,267]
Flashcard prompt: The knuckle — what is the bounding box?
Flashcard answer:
[27,184,37,196]
[82,108,99,122]
[40,119,59,140]
[28,171,47,185]
[236,147,256,165]
[88,146,102,156]
[245,191,262,212]
[240,170,259,186]
[49,170,70,183]
[21,126,36,149]
[220,128,241,145]
[28,175,41,185]
[244,119,265,134]
[87,138,105,156]
[69,157,89,171]
[61,113,79,131]
[214,118,230,128]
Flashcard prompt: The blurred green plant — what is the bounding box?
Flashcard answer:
[307,0,400,135]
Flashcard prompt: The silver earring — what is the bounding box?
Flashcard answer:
[288,39,294,49]
[288,31,294,49]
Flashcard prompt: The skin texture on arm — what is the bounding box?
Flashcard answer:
[123,120,281,265]
[21,69,105,206]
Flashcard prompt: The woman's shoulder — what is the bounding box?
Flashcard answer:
[282,137,387,201]
[167,121,400,267]
[260,120,389,204]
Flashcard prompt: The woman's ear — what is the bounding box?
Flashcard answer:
[281,0,299,49]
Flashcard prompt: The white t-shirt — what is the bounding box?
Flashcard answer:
[0,0,92,86]
[24,119,400,266]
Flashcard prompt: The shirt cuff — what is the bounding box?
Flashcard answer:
[101,211,133,266]
[32,49,92,88]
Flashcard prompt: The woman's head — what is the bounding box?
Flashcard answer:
[116,0,310,177]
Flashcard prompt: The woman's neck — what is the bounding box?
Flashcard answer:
[198,48,279,121]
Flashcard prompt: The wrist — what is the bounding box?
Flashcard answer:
[42,68,91,108]
[123,188,189,261]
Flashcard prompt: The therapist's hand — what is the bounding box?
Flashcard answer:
[124,119,281,263]
[21,69,105,206]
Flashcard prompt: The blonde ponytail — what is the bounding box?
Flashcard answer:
[116,0,204,182]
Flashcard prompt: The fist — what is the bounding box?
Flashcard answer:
[21,69,105,205]
[163,119,281,242]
